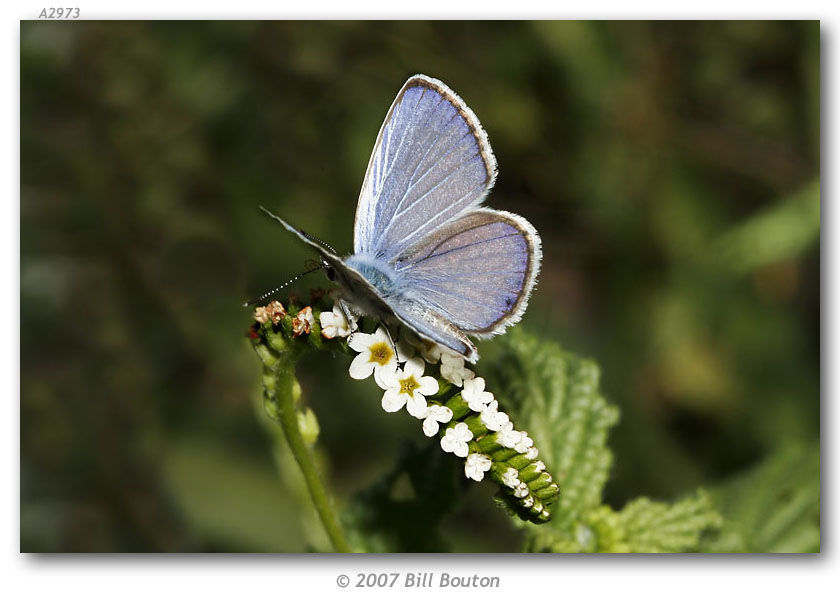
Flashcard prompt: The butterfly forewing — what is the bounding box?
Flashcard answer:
[354,75,497,260]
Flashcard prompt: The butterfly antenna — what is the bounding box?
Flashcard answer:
[258,205,339,255]
[242,263,326,307]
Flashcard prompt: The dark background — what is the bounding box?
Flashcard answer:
[21,21,819,551]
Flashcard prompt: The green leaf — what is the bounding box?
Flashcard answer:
[617,489,723,552]
[486,331,723,552]
[486,329,620,531]
[702,443,820,552]
[525,489,722,553]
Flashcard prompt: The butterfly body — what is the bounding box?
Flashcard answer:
[343,253,402,297]
[264,74,541,363]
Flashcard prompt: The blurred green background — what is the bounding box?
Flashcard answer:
[20,21,819,552]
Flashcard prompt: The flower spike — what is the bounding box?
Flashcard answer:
[249,292,561,524]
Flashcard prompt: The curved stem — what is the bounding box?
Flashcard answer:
[263,358,351,553]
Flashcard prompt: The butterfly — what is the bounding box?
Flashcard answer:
[262,74,541,363]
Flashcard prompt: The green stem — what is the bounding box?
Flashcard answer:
[263,357,351,553]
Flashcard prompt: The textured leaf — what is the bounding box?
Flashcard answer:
[486,329,620,531]
[525,505,626,552]
[617,489,723,552]
[487,331,724,553]
[525,490,722,553]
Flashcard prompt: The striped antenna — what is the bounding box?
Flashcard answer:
[242,263,326,307]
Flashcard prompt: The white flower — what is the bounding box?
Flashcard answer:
[377,357,438,418]
[348,327,398,386]
[525,446,539,460]
[480,399,510,431]
[419,342,443,363]
[514,431,534,454]
[440,352,475,386]
[464,453,492,482]
[533,461,546,473]
[421,404,453,437]
[501,468,520,489]
[461,377,493,412]
[319,304,354,339]
[440,422,473,458]
[522,497,534,508]
[513,482,530,498]
[497,422,523,449]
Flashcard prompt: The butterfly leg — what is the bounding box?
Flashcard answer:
[377,323,399,363]
[339,298,366,352]
[337,298,359,334]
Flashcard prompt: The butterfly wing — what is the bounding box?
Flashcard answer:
[258,207,478,354]
[393,208,541,337]
[353,74,497,259]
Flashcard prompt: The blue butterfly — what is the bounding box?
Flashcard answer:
[264,74,541,363]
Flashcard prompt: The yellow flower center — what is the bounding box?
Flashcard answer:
[399,375,420,396]
[368,342,394,366]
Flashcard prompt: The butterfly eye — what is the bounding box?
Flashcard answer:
[325,266,337,282]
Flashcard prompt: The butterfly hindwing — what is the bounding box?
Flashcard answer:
[393,208,541,337]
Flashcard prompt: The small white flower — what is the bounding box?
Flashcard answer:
[514,431,534,454]
[440,422,473,458]
[514,482,530,498]
[522,497,534,508]
[497,422,523,449]
[461,377,493,412]
[464,453,492,482]
[420,342,443,363]
[417,340,443,364]
[348,327,398,386]
[480,399,510,431]
[525,446,539,460]
[440,352,475,386]
[378,357,439,418]
[319,304,355,339]
[421,404,453,437]
[501,468,520,489]
[533,461,546,473]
